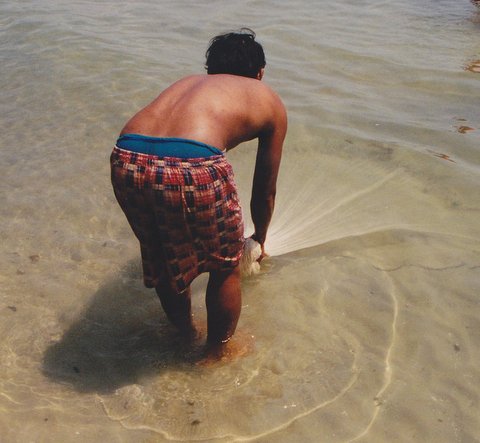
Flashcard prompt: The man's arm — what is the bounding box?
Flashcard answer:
[250,98,287,256]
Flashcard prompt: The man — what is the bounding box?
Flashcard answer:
[111,29,287,356]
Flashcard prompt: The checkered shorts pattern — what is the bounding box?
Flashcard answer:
[111,146,244,293]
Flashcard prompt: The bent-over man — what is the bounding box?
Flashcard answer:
[111,29,287,356]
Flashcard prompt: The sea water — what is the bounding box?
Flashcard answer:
[1,1,480,442]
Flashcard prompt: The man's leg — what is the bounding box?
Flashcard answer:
[155,282,195,336]
[206,266,242,345]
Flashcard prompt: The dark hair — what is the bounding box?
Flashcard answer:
[205,28,266,79]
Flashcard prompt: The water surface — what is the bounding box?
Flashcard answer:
[1,1,480,441]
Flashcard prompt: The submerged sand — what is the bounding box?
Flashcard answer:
[1,0,480,441]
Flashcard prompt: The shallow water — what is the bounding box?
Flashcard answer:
[1,0,480,442]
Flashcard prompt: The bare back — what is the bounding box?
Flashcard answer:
[120,74,286,152]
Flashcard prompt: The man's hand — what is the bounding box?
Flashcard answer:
[251,234,269,262]
[258,243,269,262]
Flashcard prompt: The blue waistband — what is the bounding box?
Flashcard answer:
[116,134,224,158]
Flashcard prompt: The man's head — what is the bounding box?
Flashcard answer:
[205,28,266,79]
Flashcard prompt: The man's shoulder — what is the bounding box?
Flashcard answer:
[181,74,285,126]
[180,74,280,97]
[204,74,274,91]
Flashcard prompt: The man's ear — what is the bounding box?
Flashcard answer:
[257,68,265,80]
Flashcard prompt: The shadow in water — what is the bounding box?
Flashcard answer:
[42,259,205,394]
[42,229,401,396]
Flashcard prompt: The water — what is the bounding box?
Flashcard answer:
[1,1,480,441]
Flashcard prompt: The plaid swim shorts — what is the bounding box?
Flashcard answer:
[110,146,245,293]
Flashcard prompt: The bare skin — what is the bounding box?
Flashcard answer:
[122,73,287,357]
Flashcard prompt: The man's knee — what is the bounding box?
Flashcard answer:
[209,265,241,288]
